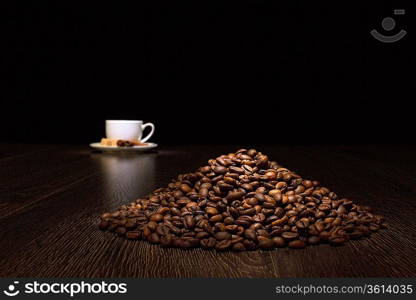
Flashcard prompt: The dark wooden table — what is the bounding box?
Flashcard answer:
[1,144,415,278]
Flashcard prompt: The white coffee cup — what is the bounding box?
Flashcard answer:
[105,120,155,143]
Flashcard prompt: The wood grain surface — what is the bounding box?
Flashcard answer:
[0,144,415,278]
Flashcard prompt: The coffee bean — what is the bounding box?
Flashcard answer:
[100,213,111,220]
[272,236,286,247]
[308,236,320,245]
[271,215,289,226]
[369,224,380,231]
[223,216,234,225]
[99,220,109,230]
[227,190,245,200]
[241,208,256,216]
[244,229,257,241]
[215,240,232,251]
[241,183,253,191]
[318,204,331,211]
[180,184,192,193]
[156,225,170,236]
[258,238,274,249]
[206,207,218,215]
[235,216,253,226]
[184,215,195,228]
[264,171,277,180]
[281,232,299,241]
[254,193,265,202]
[274,207,285,218]
[288,240,306,249]
[232,242,246,251]
[150,213,163,222]
[201,237,216,249]
[246,198,258,206]
[147,221,157,231]
[187,238,200,247]
[229,166,244,174]
[357,225,370,236]
[348,230,362,240]
[116,227,126,236]
[160,234,173,247]
[329,235,346,246]
[215,231,231,240]
[149,233,160,244]
[209,214,223,223]
[126,231,141,240]
[213,166,227,175]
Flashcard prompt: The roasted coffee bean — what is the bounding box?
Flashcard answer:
[288,240,306,249]
[100,148,385,251]
[195,231,209,239]
[147,221,158,231]
[160,234,173,247]
[241,183,253,191]
[314,222,325,232]
[266,215,279,224]
[149,233,160,244]
[180,184,192,193]
[99,220,109,230]
[184,215,195,229]
[271,215,288,226]
[209,214,223,223]
[249,223,263,231]
[318,204,331,211]
[201,237,216,249]
[296,218,310,230]
[264,171,277,180]
[213,166,227,174]
[254,193,265,202]
[206,207,218,215]
[150,213,163,222]
[272,237,286,247]
[241,208,256,216]
[215,240,232,251]
[288,216,298,226]
[156,225,170,236]
[116,227,126,236]
[257,229,270,238]
[308,236,320,245]
[349,230,363,240]
[232,242,246,251]
[229,166,244,174]
[356,225,370,236]
[281,232,299,241]
[244,229,257,241]
[126,231,141,240]
[329,235,346,246]
[319,231,331,241]
[274,207,285,218]
[227,190,245,200]
[223,216,234,225]
[258,238,274,249]
[246,198,258,206]
[215,231,231,241]
[369,224,380,231]
[100,213,112,220]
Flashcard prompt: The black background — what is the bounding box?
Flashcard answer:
[2,1,413,145]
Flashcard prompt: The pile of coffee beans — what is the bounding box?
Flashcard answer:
[99,149,386,251]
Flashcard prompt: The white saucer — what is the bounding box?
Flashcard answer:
[89,142,158,152]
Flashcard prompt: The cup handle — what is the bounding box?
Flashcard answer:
[140,123,155,143]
